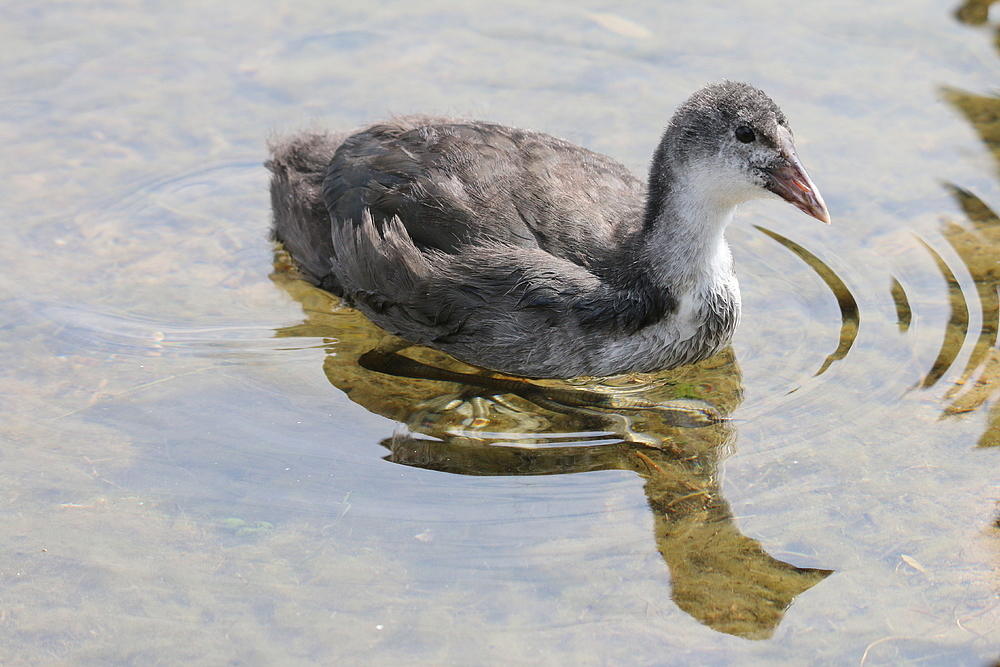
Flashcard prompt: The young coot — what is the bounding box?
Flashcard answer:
[267,82,829,378]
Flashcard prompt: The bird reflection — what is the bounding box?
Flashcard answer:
[272,262,831,640]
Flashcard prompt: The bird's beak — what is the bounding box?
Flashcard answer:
[764,129,831,224]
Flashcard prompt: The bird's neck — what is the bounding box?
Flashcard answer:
[638,161,741,294]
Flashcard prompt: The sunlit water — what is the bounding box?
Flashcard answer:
[4,0,1000,663]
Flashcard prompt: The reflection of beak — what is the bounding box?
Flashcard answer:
[765,128,831,224]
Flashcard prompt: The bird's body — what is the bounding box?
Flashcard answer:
[267,82,828,378]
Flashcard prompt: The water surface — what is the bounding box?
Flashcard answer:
[3,0,1000,664]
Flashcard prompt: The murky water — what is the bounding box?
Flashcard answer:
[4,0,1000,663]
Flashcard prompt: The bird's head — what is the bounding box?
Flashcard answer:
[665,81,830,224]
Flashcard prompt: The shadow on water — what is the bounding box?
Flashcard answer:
[270,255,832,641]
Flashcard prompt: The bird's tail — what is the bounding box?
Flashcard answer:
[266,132,347,291]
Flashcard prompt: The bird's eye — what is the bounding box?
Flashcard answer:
[735,126,755,143]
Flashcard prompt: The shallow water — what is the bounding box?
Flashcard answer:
[4,0,1000,663]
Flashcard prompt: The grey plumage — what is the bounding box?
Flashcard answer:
[267,82,828,378]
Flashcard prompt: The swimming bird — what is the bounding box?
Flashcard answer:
[267,81,829,378]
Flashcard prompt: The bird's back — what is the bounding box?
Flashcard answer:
[269,118,647,292]
[328,117,645,265]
